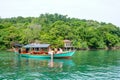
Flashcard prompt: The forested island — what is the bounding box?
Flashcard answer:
[0,13,120,50]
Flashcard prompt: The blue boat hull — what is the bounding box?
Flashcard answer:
[19,51,75,59]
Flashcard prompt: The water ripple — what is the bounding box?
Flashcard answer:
[0,50,120,80]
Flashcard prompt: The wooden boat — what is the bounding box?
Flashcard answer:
[13,43,75,59]
[19,51,75,59]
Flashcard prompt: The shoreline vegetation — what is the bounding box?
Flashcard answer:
[6,46,120,52]
[0,13,120,50]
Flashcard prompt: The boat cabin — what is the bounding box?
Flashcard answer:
[20,43,50,54]
[63,40,73,50]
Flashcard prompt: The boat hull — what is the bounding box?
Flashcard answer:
[19,51,75,59]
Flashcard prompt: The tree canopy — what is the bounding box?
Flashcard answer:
[0,13,120,50]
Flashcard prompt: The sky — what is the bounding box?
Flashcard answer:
[0,0,120,27]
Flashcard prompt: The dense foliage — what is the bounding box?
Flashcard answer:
[0,13,120,50]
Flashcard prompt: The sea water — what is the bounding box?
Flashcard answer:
[0,50,120,80]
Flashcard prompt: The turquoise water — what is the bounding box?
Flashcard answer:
[0,50,120,80]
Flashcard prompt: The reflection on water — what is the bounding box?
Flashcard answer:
[48,60,63,68]
[14,54,75,73]
[23,56,74,67]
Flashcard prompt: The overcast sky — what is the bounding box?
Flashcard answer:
[0,0,120,27]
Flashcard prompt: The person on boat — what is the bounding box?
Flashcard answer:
[59,48,63,53]
[26,48,29,53]
[54,48,58,54]
[48,48,54,54]
[57,48,63,54]
[18,48,21,54]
